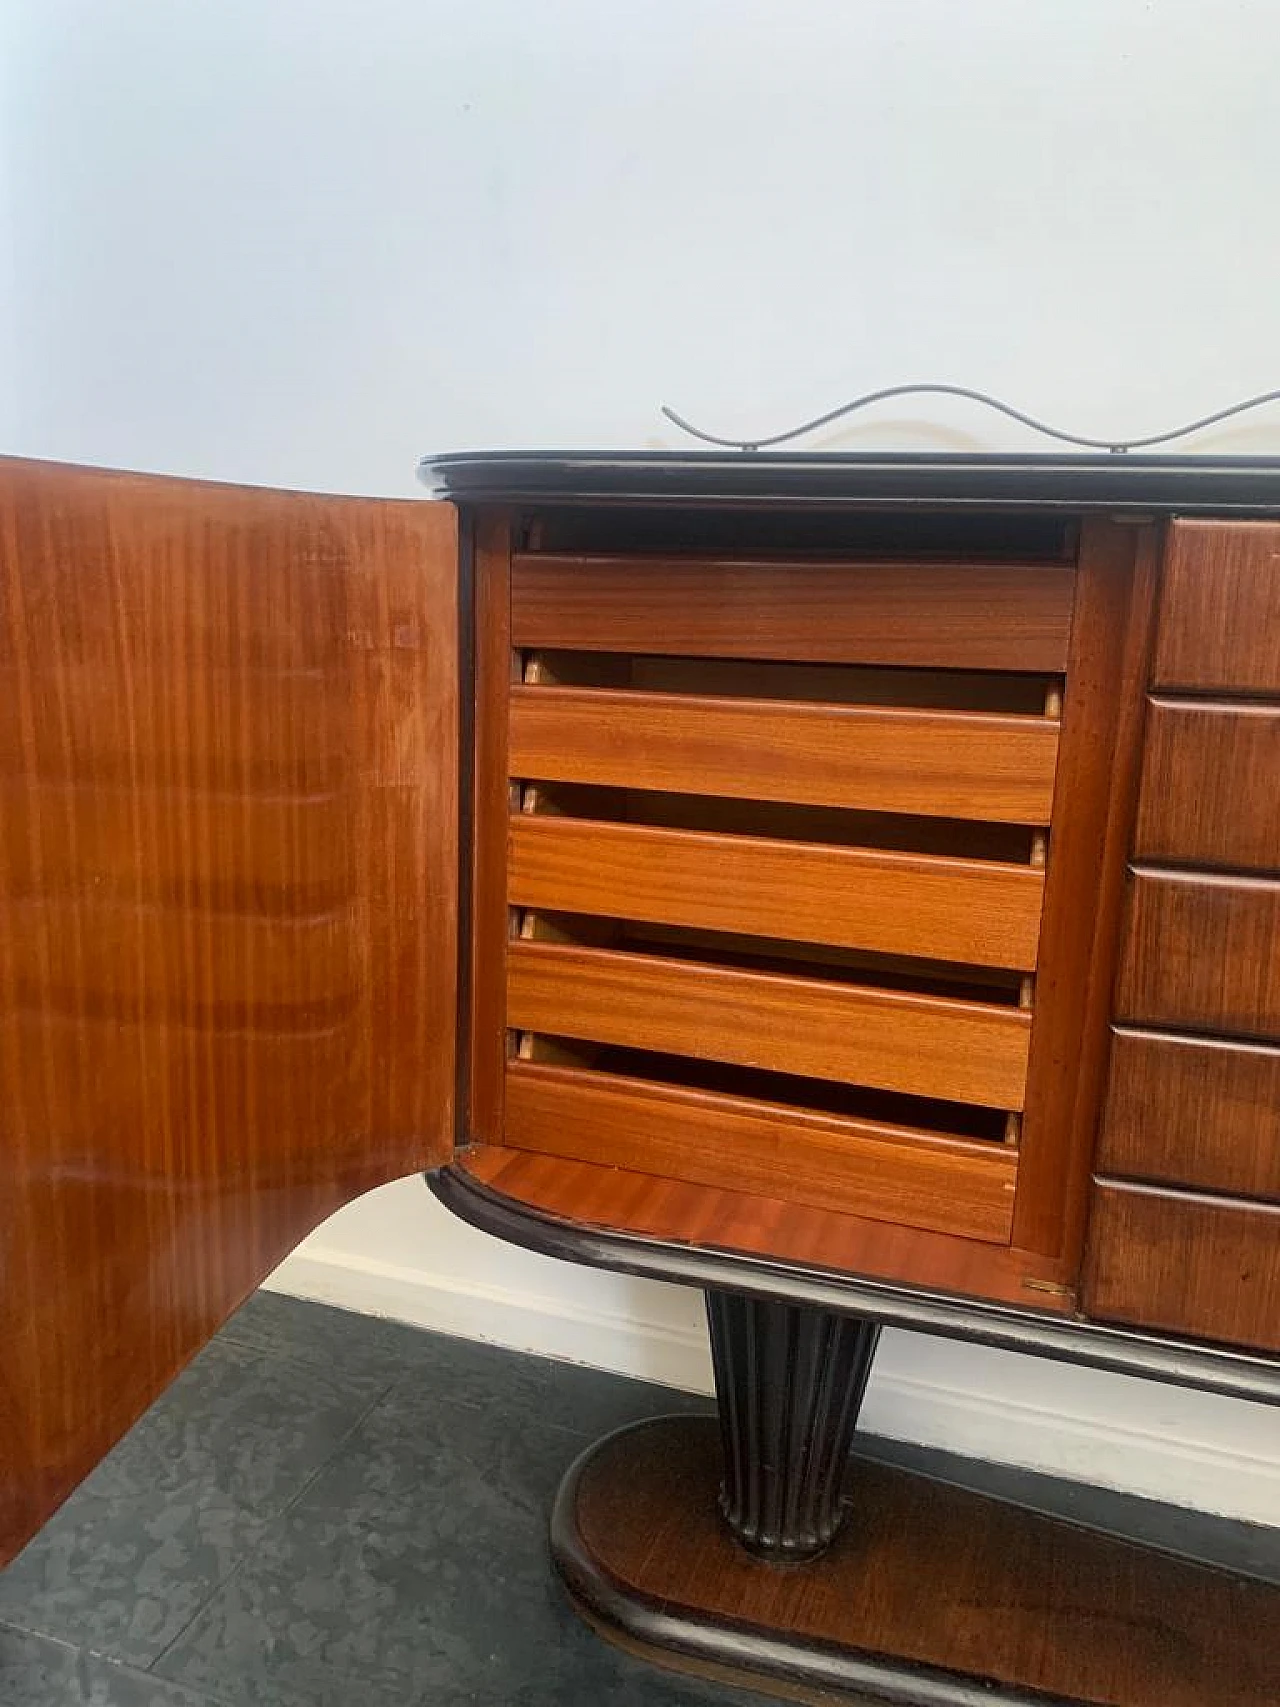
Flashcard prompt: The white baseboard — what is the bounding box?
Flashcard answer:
[267,1243,1280,1528]
[266,1245,717,1395]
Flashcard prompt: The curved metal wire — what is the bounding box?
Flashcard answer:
[660,383,1280,454]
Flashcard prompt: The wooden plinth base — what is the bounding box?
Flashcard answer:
[551,1416,1279,1707]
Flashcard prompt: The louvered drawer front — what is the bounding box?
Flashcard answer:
[499,548,1078,1244]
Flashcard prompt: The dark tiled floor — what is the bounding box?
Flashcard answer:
[2,1294,1276,1706]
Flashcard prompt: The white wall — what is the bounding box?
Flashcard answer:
[4,0,1279,1521]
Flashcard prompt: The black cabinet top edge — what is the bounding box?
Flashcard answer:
[420,449,1280,513]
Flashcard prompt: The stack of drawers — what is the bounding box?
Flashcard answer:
[1085,521,1280,1352]
[496,544,1076,1246]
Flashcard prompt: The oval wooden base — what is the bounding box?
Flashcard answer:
[550,1416,1279,1707]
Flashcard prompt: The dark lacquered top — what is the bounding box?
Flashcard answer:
[421,449,1280,513]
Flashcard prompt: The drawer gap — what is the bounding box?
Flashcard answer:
[518,909,1027,1004]
[524,648,1059,716]
[512,1036,1013,1147]
[516,781,1036,864]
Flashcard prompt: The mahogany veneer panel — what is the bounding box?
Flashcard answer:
[1116,869,1280,1040]
[511,553,1077,672]
[509,686,1061,825]
[0,660,343,790]
[507,814,1044,971]
[1011,517,1160,1262]
[1155,520,1280,694]
[1086,1181,1280,1352]
[468,514,515,1146]
[0,459,459,1563]
[463,1147,1072,1309]
[1099,1028,1280,1201]
[1134,698,1280,873]
[504,1059,1017,1243]
[560,1417,1280,1707]
[0,783,349,911]
[507,939,1031,1109]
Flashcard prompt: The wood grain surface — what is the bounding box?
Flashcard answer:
[463,1146,1071,1307]
[466,513,514,1146]
[504,1059,1017,1243]
[507,814,1045,970]
[1134,697,1280,872]
[562,1416,1280,1707]
[0,458,459,1564]
[1009,518,1159,1260]
[1155,519,1280,694]
[511,553,1077,672]
[509,686,1061,824]
[1099,1027,1280,1201]
[506,940,1031,1109]
[1116,868,1280,1040]
[1085,1180,1280,1352]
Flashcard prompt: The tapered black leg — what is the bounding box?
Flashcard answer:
[706,1289,880,1560]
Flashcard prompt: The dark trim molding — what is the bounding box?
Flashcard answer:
[421,449,1280,513]
[428,1164,1280,1407]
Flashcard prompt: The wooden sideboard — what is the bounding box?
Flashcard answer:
[2,450,1278,1706]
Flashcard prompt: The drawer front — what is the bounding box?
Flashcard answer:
[1084,1180,1280,1352]
[511,552,1077,673]
[1154,520,1280,694]
[1098,1028,1280,1201]
[494,546,1081,1247]
[1133,699,1280,873]
[1116,869,1280,1039]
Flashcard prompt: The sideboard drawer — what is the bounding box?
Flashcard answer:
[1115,869,1280,1039]
[1085,1180,1280,1352]
[1133,699,1280,874]
[1154,520,1280,695]
[489,541,1079,1252]
[1098,1028,1280,1201]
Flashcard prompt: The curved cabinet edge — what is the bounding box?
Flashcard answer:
[428,1164,1280,1407]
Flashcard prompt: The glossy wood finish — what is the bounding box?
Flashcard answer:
[462,1147,1071,1308]
[0,459,459,1564]
[511,553,1077,671]
[507,814,1045,970]
[466,513,514,1146]
[1099,1028,1280,1202]
[504,1060,1016,1243]
[555,1416,1280,1707]
[1134,698,1280,872]
[1154,519,1280,694]
[1085,1181,1280,1352]
[509,686,1061,824]
[1116,868,1280,1040]
[1011,518,1161,1261]
[507,939,1031,1109]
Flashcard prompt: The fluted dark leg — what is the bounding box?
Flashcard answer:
[706,1290,880,1561]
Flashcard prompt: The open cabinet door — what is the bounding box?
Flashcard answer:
[0,458,459,1562]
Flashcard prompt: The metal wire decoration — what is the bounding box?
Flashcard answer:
[661,382,1280,455]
